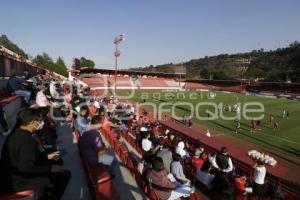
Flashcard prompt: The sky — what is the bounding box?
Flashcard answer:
[1,0,300,69]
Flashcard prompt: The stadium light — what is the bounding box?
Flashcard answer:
[114,34,125,91]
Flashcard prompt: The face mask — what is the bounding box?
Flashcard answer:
[36,121,45,130]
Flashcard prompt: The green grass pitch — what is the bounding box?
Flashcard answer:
[116,90,300,159]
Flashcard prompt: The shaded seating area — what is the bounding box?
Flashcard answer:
[74,128,120,200]
[0,189,35,200]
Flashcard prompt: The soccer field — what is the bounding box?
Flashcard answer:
[116,90,300,159]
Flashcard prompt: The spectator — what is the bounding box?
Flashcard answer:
[171,153,191,185]
[1,108,71,199]
[191,148,204,170]
[252,160,266,197]
[79,116,116,176]
[49,80,61,99]
[0,105,10,135]
[36,85,51,107]
[270,181,284,200]
[234,172,253,195]
[141,130,153,152]
[175,141,189,158]
[157,143,173,172]
[211,147,233,173]
[146,157,194,200]
[214,172,234,200]
[196,161,215,190]
[7,74,31,103]
[74,105,90,136]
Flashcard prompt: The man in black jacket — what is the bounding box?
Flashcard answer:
[0,108,71,199]
[211,147,233,173]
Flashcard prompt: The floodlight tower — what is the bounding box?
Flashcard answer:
[114,34,125,91]
[237,58,251,91]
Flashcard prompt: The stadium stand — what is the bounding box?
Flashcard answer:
[1,51,300,199]
[184,80,247,93]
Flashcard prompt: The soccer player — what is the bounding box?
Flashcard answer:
[286,111,290,119]
[251,119,256,133]
[282,109,286,118]
[269,114,274,127]
[235,121,241,133]
[273,121,279,131]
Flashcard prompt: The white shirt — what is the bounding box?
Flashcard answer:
[211,155,233,173]
[130,106,135,113]
[141,138,152,152]
[50,82,59,98]
[253,166,266,185]
[176,141,189,158]
[36,91,48,107]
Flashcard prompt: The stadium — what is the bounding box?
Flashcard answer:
[1,1,300,200]
[1,46,299,199]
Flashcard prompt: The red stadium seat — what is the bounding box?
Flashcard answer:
[0,89,20,106]
[186,192,205,200]
[73,129,80,144]
[95,181,120,200]
[86,164,111,184]
[0,189,35,200]
[125,156,134,170]
[147,188,160,200]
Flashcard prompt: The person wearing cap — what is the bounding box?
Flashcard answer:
[80,116,116,176]
[146,157,194,200]
[211,147,233,173]
[191,148,204,170]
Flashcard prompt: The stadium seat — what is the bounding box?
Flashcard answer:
[0,189,35,200]
[147,188,160,200]
[125,156,135,176]
[73,129,80,144]
[0,89,20,106]
[94,180,120,200]
[186,192,205,200]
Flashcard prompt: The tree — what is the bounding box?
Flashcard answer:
[0,34,28,59]
[32,53,54,70]
[130,41,300,82]
[55,57,68,77]
[80,57,95,68]
[33,54,68,77]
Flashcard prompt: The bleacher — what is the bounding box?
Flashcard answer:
[184,80,246,93]
[247,82,300,98]
[81,77,106,88]
[0,79,22,136]
[1,49,299,199]
[80,75,183,90]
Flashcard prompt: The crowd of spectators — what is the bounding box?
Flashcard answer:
[1,72,73,199]
[0,71,287,200]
